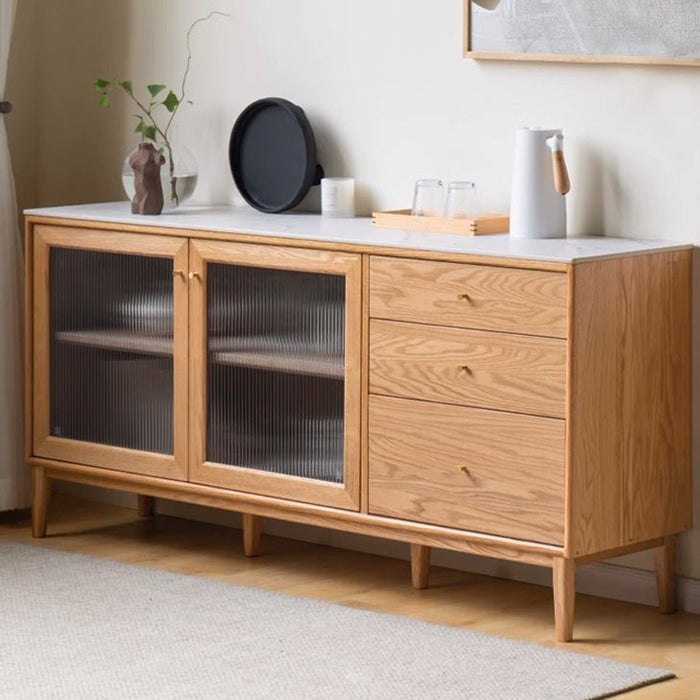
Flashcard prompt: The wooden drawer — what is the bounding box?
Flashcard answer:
[369,256,568,337]
[370,320,566,418]
[368,395,565,544]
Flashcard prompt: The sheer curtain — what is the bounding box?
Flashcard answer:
[0,0,28,511]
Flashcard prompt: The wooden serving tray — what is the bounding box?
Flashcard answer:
[372,209,509,236]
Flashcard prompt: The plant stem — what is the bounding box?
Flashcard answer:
[117,11,230,207]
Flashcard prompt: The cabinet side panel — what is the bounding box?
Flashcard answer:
[569,252,692,557]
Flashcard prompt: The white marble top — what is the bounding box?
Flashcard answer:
[25,202,692,264]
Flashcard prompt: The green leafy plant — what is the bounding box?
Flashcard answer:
[94,11,227,206]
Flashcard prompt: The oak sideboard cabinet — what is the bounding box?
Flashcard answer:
[25,204,692,642]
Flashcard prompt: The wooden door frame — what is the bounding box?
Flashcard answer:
[188,239,362,511]
[30,224,189,480]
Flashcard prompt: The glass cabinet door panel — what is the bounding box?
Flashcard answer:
[206,264,345,482]
[49,248,174,454]
[32,226,188,480]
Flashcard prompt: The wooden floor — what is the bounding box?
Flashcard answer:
[2,494,699,699]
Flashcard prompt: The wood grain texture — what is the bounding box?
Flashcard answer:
[371,210,509,236]
[33,457,561,566]
[24,220,35,463]
[410,544,431,589]
[188,240,362,511]
[368,396,565,544]
[242,513,262,557]
[360,255,371,514]
[369,256,568,337]
[568,251,692,557]
[573,538,663,566]
[33,224,187,257]
[31,467,50,538]
[370,319,566,418]
[552,558,576,643]
[654,536,676,614]
[31,229,50,458]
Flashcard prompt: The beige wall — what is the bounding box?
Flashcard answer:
[7,0,700,582]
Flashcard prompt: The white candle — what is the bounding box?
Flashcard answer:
[321,178,355,218]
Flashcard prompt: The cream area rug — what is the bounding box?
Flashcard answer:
[0,539,673,699]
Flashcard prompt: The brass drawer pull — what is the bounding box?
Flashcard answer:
[173,269,185,278]
[188,271,202,281]
[457,292,472,303]
[458,364,472,376]
[457,465,474,480]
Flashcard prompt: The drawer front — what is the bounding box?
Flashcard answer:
[368,395,565,544]
[369,256,568,337]
[370,320,566,418]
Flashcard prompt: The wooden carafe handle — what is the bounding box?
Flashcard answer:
[552,150,570,195]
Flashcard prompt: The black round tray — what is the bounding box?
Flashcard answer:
[229,98,323,213]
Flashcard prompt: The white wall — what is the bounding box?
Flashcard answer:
[6,0,700,584]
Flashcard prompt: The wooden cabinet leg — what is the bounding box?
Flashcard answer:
[137,495,156,518]
[242,514,262,557]
[31,467,51,538]
[410,543,431,589]
[552,558,576,642]
[654,536,676,614]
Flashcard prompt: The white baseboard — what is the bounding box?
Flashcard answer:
[54,481,700,614]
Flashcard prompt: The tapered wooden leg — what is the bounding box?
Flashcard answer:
[242,514,262,557]
[137,495,156,518]
[654,536,676,614]
[552,557,576,642]
[31,467,51,538]
[410,544,431,589]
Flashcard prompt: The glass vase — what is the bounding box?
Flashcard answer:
[122,139,198,212]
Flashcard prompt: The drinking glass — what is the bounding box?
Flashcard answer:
[444,181,479,219]
[411,179,444,217]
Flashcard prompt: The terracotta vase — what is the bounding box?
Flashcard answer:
[129,143,166,215]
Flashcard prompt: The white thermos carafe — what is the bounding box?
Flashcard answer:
[510,127,570,239]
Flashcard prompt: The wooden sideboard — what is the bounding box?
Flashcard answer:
[25,204,692,641]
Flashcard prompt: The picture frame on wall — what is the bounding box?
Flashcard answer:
[464,0,700,66]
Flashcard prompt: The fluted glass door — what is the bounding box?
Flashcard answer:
[32,227,188,480]
[190,241,361,510]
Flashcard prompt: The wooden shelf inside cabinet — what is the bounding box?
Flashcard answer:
[209,336,344,379]
[55,330,173,356]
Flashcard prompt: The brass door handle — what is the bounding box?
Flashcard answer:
[188,271,202,281]
[173,269,185,278]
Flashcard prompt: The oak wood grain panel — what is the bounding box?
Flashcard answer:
[188,241,362,511]
[368,396,565,544]
[33,457,561,566]
[369,319,566,418]
[369,256,568,337]
[568,251,692,557]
